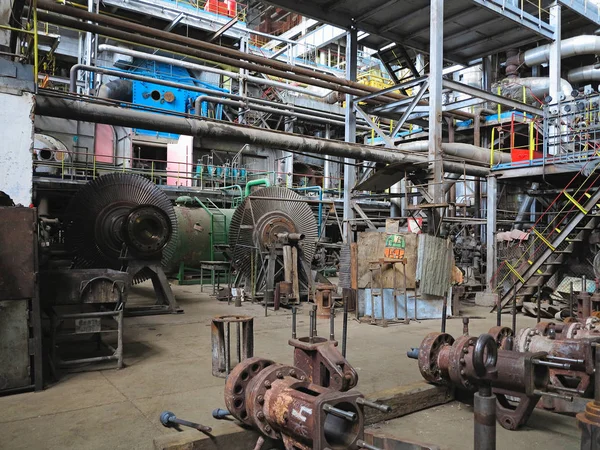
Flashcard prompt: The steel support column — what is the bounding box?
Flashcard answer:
[343,26,358,242]
[428,0,444,234]
[549,3,562,103]
[486,176,497,291]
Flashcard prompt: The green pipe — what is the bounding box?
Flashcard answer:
[244,178,271,197]
[219,185,243,205]
[292,186,323,237]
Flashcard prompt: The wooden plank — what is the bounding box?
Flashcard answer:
[154,429,284,450]
[364,381,454,425]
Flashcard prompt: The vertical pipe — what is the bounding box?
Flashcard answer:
[512,291,517,333]
[463,317,470,336]
[569,281,574,318]
[486,176,498,291]
[441,297,447,332]
[33,0,39,83]
[403,262,409,324]
[309,309,315,344]
[312,304,318,336]
[292,306,297,339]
[236,322,241,364]
[329,307,335,341]
[342,295,349,358]
[474,389,496,450]
[537,285,542,324]
[343,27,358,242]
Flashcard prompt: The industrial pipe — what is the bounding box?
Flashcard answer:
[244,178,271,197]
[97,79,132,101]
[98,44,332,100]
[35,95,490,177]
[193,95,362,128]
[394,141,511,165]
[567,65,600,83]
[71,65,364,128]
[36,4,404,103]
[523,35,600,67]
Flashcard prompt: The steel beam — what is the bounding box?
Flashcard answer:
[428,0,444,234]
[391,79,429,137]
[442,79,542,116]
[471,0,555,39]
[485,175,497,292]
[343,27,358,242]
[549,4,561,103]
[354,105,396,148]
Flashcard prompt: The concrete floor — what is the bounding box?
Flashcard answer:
[0,283,581,450]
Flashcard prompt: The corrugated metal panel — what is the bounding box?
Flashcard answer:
[416,234,453,298]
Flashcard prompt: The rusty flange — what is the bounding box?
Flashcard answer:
[224,357,275,425]
[447,335,477,391]
[417,332,454,384]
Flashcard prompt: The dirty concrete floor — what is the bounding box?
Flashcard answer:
[0,283,580,450]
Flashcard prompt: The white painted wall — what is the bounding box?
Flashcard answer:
[0,91,34,206]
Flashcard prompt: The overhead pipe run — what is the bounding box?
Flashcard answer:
[36,2,407,104]
[35,95,491,177]
[70,65,366,128]
[523,35,600,67]
[492,77,575,105]
[97,44,332,100]
[394,141,511,165]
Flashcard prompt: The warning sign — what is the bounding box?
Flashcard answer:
[384,234,405,259]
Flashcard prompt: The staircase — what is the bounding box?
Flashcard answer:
[206,199,229,261]
[493,169,600,310]
[376,44,419,86]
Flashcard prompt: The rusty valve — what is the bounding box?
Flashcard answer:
[408,331,559,430]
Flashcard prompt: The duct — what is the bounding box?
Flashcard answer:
[492,77,574,104]
[513,182,539,229]
[98,44,332,100]
[524,36,600,67]
[35,95,490,177]
[567,65,600,83]
[394,141,511,165]
[97,79,133,101]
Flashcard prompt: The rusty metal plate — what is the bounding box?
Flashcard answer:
[0,207,36,300]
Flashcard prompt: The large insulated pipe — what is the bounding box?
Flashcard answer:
[97,79,133,101]
[395,141,511,165]
[36,4,404,103]
[98,44,332,100]
[35,95,490,177]
[568,65,600,83]
[512,182,539,229]
[493,77,574,104]
[523,36,600,67]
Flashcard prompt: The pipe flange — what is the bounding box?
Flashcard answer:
[448,335,477,390]
[488,326,514,350]
[224,357,275,425]
[245,364,307,440]
[417,332,455,384]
